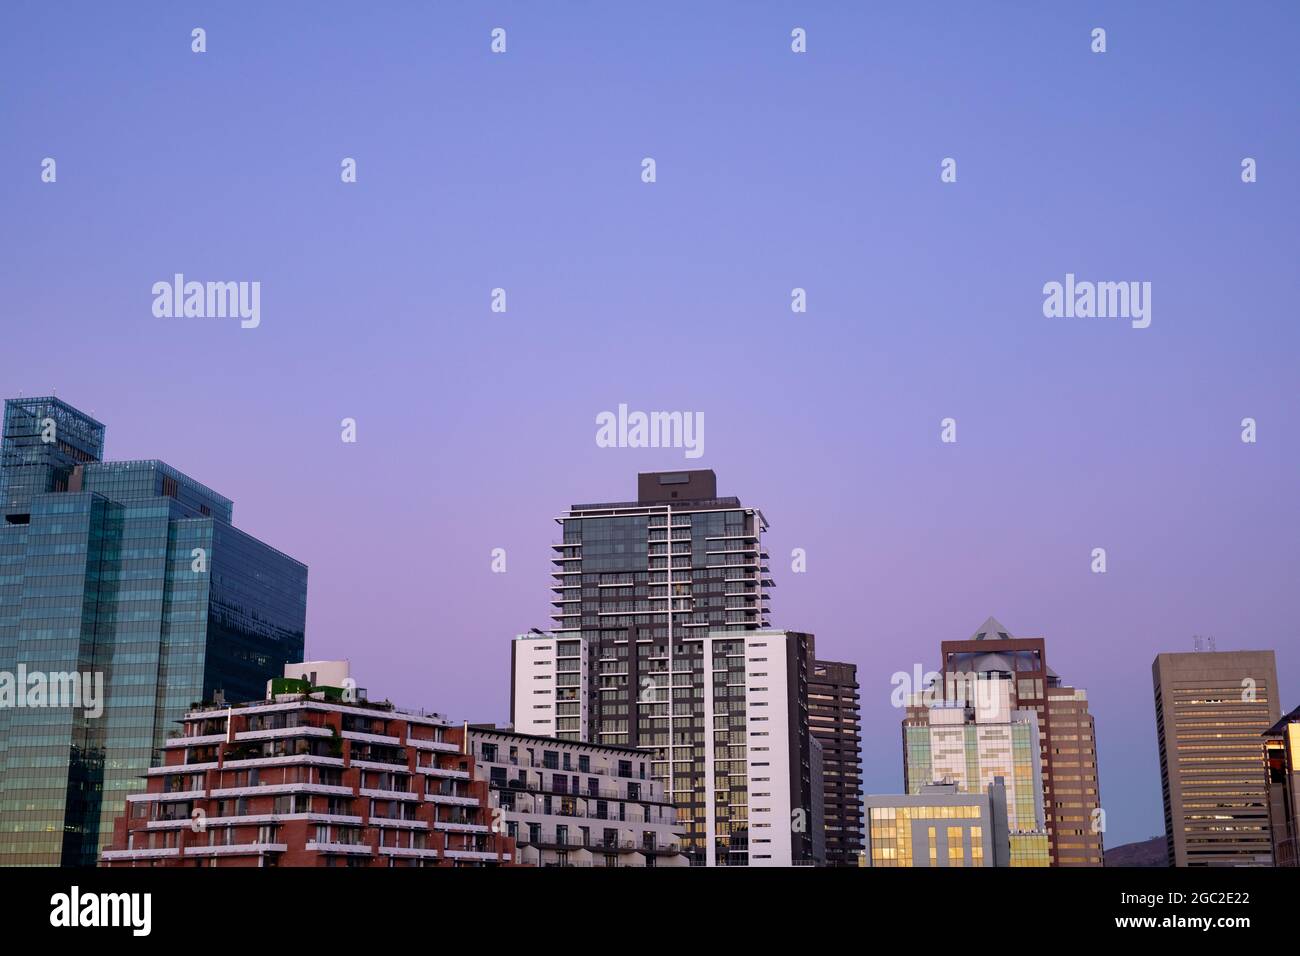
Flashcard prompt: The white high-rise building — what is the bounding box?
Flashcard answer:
[512,627,816,866]
[511,632,588,740]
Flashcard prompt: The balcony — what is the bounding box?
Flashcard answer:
[416,764,470,781]
[370,816,428,829]
[425,793,481,807]
[517,832,644,853]
[101,846,181,861]
[236,725,334,743]
[340,730,401,746]
[208,782,353,799]
[183,843,288,858]
[305,842,372,856]
[164,733,226,747]
[220,753,346,771]
[443,849,507,862]
[378,845,440,859]
[126,789,206,804]
[348,748,409,767]
[405,737,460,754]
[641,841,684,855]
[433,821,490,834]
[359,787,419,802]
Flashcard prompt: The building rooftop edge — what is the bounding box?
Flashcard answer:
[465,724,655,756]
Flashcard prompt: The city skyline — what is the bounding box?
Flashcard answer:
[6,393,1291,854]
[5,3,1299,856]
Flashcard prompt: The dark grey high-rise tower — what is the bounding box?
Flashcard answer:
[529,471,830,865]
[551,470,773,746]
[806,641,863,866]
[0,396,308,866]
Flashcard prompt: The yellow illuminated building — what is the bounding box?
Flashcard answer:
[867,794,989,867]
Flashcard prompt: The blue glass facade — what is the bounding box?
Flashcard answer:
[0,397,307,866]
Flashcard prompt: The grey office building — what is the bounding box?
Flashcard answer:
[1153,650,1281,866]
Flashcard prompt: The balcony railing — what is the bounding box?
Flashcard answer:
[516,832,682,854]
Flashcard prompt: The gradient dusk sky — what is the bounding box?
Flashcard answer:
[3,2,1298,848]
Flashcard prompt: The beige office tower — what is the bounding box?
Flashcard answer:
[1152,650,1281,866]
[1047,685,1104,865]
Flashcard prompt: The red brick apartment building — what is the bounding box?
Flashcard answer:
[101,684,515,867]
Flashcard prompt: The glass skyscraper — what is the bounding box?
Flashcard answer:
[0,396,307,866]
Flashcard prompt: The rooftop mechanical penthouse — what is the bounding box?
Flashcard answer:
[101,670,515,867]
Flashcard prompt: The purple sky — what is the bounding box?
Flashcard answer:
[3,2,1298,847]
